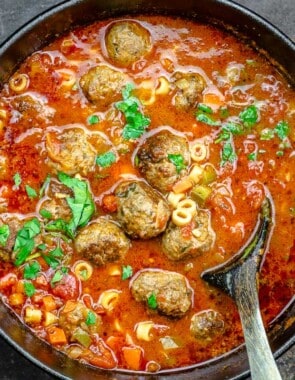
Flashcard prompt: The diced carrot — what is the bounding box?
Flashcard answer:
[62,300,77,313]
[203,92,225,110]
[47,326,67,345]
[43,295,57,311]
[9,293,25,306]
[106,335,123,351]
[172,177,193,194]
[122,346,143,371]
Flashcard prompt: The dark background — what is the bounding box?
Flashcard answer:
[0,1,294,379]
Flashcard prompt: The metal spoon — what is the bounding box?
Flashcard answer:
[201,197,282,380]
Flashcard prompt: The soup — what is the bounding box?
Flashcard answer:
[0,15,294,372]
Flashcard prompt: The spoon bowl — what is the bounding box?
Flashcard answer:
[201,197,282,380]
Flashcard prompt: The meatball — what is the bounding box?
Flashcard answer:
[59,301,102,346]
[12,94,55,123]
[130,269,192,318]
[75,218,130,266]
[137,130,190,193]
[190,309,224,341]
[172,72,205,110]
[45,127,105,175]
[162,209,215,261]
[115,181,171,239]
[105,21,152,67]
[79,65,126,109]
[0,215,24,262]
[39,180,72,221]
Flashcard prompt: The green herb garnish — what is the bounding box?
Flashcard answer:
[14,218,41,266]
[50,267,68,286]
[85,310,97,326]
[197,103,213,114]
[168,153,187,173]
[239,105,259,127]
[196,112,220,126]
[57,172,95,238]
[122,265,133,280]
[88,114,99,125]
[39,209,52,219]
[96,151,116,168]
[13,173,22,189]
[24,281,36,297]
[23,261,41,280]
[0,224,10,247]
[247,152,257,161]
[274,121,289,141]
[43,246,64,269]
[25,185,38,199]
[221,141,237,166]
[115,84,151,140]
[147,293,158,310]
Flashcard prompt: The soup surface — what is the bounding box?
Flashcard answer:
[0,15,294,372]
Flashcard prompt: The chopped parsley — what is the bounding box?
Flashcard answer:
[23,261,41,280]
[13,218,41,266]
[13,173,22,189]
[239,105,259,127]
[50,267,68,286]
[247,152,257,161]
[147,292,158,310]
[221,141,237,166]
[0,224,10,247]
[39,209,52,219]
[57,172,95,238]
[196,111,220,126]
[197,103,213,114]
[85,310,97,326]
[115,83,151,140]
[274,120,289,141]
[168,153,187,173]
[88,114,99,125]
[43,246,64,269]
[24,281,36,297]
[25,185,38,199]
[122,265,133,280]
[96,151,116,168]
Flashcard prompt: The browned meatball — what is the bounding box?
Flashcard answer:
[172,72,205,110]
[0,215,23,262]
[162,209,215,261]
[137,130,190,193]
[115,181,171,239]
[12,94,55,123]
[39,180,72,221]
[75,218,130,266]
[130,269,192,318]
[59,301,102,347]
[190,309,224,341]
[79,65,126,109]
[45,128,107,176]
[105,21,152,67]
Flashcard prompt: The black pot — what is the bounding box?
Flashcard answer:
[0,1,294,379]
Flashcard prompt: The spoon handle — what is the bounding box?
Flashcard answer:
[234,263,282,380]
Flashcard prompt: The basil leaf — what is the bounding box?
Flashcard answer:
[24,281,36,297]
[23,261,41,280]
[0,224,10,247]
[57,172,95,237]
[13,173,22,189]
[122,265,133,280]
[239,105,259,127]
[85,310,97,325]
[25,185,38,199]
[43,246,64,269]
[14,218,41,266]
[96,151,116,168]
[147,293,157,309]
[50,267,68,286]
[167,154,186,173]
